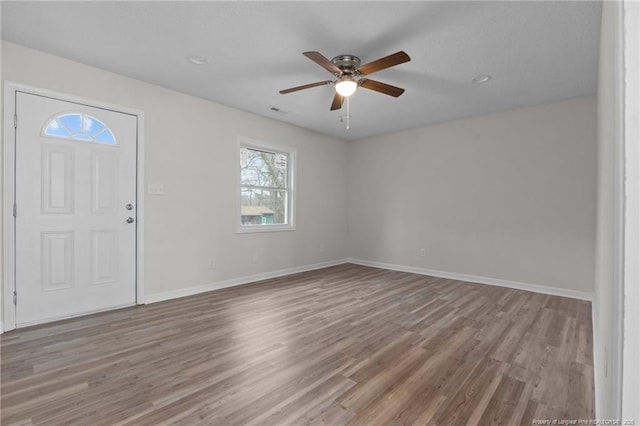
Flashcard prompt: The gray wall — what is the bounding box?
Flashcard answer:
[1,41,350,306]
[348,96,597,294]
[2,41,599,330]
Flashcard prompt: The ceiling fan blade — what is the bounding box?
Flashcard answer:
[359,79,405,97]
[279,80,333,94]
[303,51,342,75]
[357,51,411,76]
[330,93,344,110]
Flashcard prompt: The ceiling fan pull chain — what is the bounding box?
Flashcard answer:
[347,97,350,130]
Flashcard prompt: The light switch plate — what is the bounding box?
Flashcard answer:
[147,183,165,195]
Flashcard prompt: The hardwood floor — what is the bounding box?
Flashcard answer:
[1,264,594,425]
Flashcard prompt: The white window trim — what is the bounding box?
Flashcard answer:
[236,137,296,233]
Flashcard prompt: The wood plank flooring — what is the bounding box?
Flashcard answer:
[1,264,594,425]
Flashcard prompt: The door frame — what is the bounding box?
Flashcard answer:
[2,81,146,332]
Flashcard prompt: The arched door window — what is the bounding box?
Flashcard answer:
[43,113,116,145]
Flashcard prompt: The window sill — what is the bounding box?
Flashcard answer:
[236,224,296,234]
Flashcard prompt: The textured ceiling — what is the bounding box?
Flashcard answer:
[1,1,602,141]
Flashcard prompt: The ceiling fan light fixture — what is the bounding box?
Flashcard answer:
[335,76,358,97]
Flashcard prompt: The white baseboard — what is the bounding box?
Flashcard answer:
[145,259,348,304]
[345,258,594,301]
[4,258,594,331]
[147,257,595,305]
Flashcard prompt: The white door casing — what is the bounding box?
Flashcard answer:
[7,89,141,327]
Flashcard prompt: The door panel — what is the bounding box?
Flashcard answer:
[91,230,119,285]
[91,151,119,213]
[41,144,74,214]
[41,231,74,291]
[15,92,137,326]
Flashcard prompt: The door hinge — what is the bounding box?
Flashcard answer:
[13,291,17,305]
[13,203,17,218]
[14,114,17,128]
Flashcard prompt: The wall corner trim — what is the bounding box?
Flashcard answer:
[345,258,595,301]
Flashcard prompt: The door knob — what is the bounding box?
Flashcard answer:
[126,217,135,223]
[125,204,134,210]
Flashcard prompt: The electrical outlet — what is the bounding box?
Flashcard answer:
[419,248,426,257]
[252,254,258,264]
[208,259,216,270]
[319,243,325,253]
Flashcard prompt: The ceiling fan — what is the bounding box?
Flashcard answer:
[279,51,411,111]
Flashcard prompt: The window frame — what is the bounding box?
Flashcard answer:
[236,137,296,233]
[42,112,118,146]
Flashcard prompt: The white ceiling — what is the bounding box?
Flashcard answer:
[1,1,602,141]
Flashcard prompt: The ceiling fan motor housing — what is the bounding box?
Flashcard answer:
[331,55,361,75]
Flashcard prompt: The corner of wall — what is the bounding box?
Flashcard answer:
[593,0,625,420]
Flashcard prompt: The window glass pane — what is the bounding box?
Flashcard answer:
[45,120,71,137]
[58,114,82,133]
[240,148,286,188]
[43,113,117,145]
[94,129,116,144]
[238,141,294,232]
[83,115,105,135]
[241,188,287,225]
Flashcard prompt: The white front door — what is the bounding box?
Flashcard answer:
[15,92,137,326]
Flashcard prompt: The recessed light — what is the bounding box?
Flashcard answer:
[187,55,209,65]
[472,74,492,84]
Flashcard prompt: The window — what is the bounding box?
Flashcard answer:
[43,113,116,145]
[238,138,295,232]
